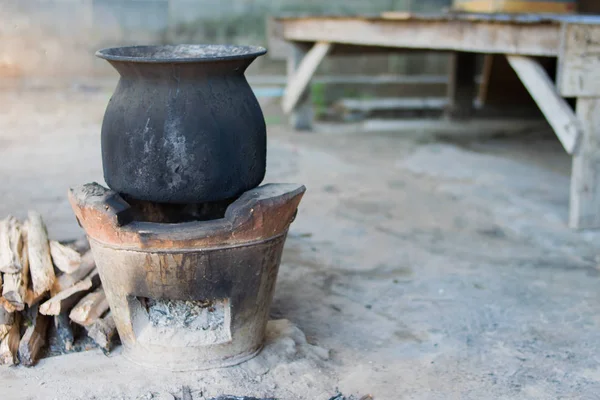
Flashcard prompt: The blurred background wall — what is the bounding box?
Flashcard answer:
[0,0,452,86]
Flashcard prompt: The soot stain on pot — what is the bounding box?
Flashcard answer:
[163,93,192,192]
[98,44,267,203]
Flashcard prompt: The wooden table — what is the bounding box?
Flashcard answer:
[270,12,600,229]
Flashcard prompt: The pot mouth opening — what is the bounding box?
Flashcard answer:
[96,44,267,63]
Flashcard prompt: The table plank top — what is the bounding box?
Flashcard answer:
[276,12,600,26]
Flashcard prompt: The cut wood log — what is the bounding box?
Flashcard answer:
[24,288,47,308]
[69,288,109,327]
[0,305,14,326]
[0,325,8,342]
[0,297,18,313]
[87,312,117,353]
[50,240,82,274]
[2,222,29,311]
[2,261,29,312]
[0,313,20,365]
[40,269,100,316]
[18,305,50,366]
[2,272,27,311]
[0,307,14,341]
[0,216,24,274]
[27,211,56,297]
[55,312,74,352]
[69,236,90,254]
[51,250,96,296]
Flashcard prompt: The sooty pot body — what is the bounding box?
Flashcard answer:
[97,45,267,204]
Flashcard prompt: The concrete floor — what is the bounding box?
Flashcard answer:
[1,90,600,399]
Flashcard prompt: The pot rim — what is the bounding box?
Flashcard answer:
[96,44,267,63]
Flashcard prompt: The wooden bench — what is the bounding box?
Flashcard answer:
[270,12,600,229]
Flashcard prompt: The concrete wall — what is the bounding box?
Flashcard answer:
[0,0,451,85]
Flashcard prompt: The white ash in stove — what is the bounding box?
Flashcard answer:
[145,298,226,332]
[132,297,232,348]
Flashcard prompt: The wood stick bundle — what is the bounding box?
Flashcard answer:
[27,211,56,298]
[0,212,117,367]
[0,216,24,274]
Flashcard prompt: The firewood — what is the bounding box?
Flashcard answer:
[51,250,96,296]
[0,305,14,326]
[87,312,117,353]
[40,269,100,316]
[69,288,109,327]
[0,307,14,341]
[2,254,29,312]
[54,312,74,352]
[0,313,20,365]
[0,216,24,274]
[2,273,27,311]
[18,304,50,367]
[24,288,47,308]
[0,325,8,342]
[69,236,90,254]
[50,240,82,274]
[0,297,18,313]
[2,222,29,311]
[27,211,56,297]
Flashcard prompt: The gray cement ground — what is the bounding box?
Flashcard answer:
[1,89,600,399]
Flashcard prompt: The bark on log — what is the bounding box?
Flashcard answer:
[87,312,117,353]
[2,221,29,311]
[50,240,82,274]
[55,312,74,352]
[40,269,100,316]
[2,249,29,312]
[24,289,47,308]
[69,288,109,327]
[0,307,13,325]
[51,250,95,296]
[0,307,14,341]
[18,304,50,367]
[0,216,24,274]
[27,211,56,297]
[0,313,20,365]
[0,325,8,342]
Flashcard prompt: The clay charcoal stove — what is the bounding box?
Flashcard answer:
[69,44,305,371]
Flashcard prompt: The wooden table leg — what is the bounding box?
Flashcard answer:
[570,98,600,229]
[286,43,314,131]
[284,42,332,131]
[445,52,478,120]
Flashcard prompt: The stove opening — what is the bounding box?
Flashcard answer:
[123,196,236,223]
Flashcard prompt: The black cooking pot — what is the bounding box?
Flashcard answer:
[96,44,267,204]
